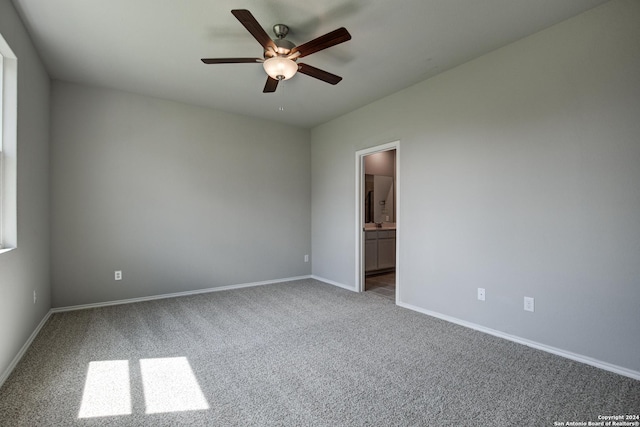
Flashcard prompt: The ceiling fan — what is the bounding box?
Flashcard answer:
[201,9,352,93]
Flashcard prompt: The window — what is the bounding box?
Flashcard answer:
[0,33,17,252]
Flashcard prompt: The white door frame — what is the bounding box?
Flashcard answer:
[355,140,400,299]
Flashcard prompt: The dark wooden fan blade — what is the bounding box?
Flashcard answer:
[231,9,276,51]
[290,27,351,58]
[201,58,261,64]
[297,63,342,85]
[263,76,279,93]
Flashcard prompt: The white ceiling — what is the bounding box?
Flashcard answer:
[13,0,608,128]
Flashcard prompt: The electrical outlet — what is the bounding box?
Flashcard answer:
[524,297,535,312]
[477,288,485,301]
[33,290,37,304]
[115,270,122,281]
[304,254,309,263]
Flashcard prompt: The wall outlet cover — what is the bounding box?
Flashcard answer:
[524,296,535,312]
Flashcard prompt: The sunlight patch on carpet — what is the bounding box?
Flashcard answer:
[78,360,131,418]
[140,357,209,414]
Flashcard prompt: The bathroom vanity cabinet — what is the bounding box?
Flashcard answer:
[365,229,396,273]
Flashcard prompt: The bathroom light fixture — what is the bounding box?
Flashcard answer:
[262,56,298,81]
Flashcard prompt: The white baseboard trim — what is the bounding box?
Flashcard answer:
[0,310,52,389]
[397,300,640,381]
[51,275,313,313]
[311,275,358,292]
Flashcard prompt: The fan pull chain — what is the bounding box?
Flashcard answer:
[278,79,285,112]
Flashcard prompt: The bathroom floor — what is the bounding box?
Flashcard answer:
[365,271,396,300]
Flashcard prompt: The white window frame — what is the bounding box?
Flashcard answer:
[0,33,17,253]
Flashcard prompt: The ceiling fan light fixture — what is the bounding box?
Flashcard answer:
[201,10,351,92]
[263,56,298,80]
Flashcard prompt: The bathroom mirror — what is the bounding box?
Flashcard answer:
[364,174,394,223]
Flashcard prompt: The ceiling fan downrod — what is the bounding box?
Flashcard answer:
[269,24,295,57]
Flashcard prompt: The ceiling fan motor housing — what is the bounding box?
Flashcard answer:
[265,37,296,58]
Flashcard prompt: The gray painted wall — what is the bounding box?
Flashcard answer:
[311,0,640,372]
[364,150,395,177]
[0,1,51,379]
[51,82,310,307]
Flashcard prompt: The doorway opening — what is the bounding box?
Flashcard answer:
[355,141,399,301]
